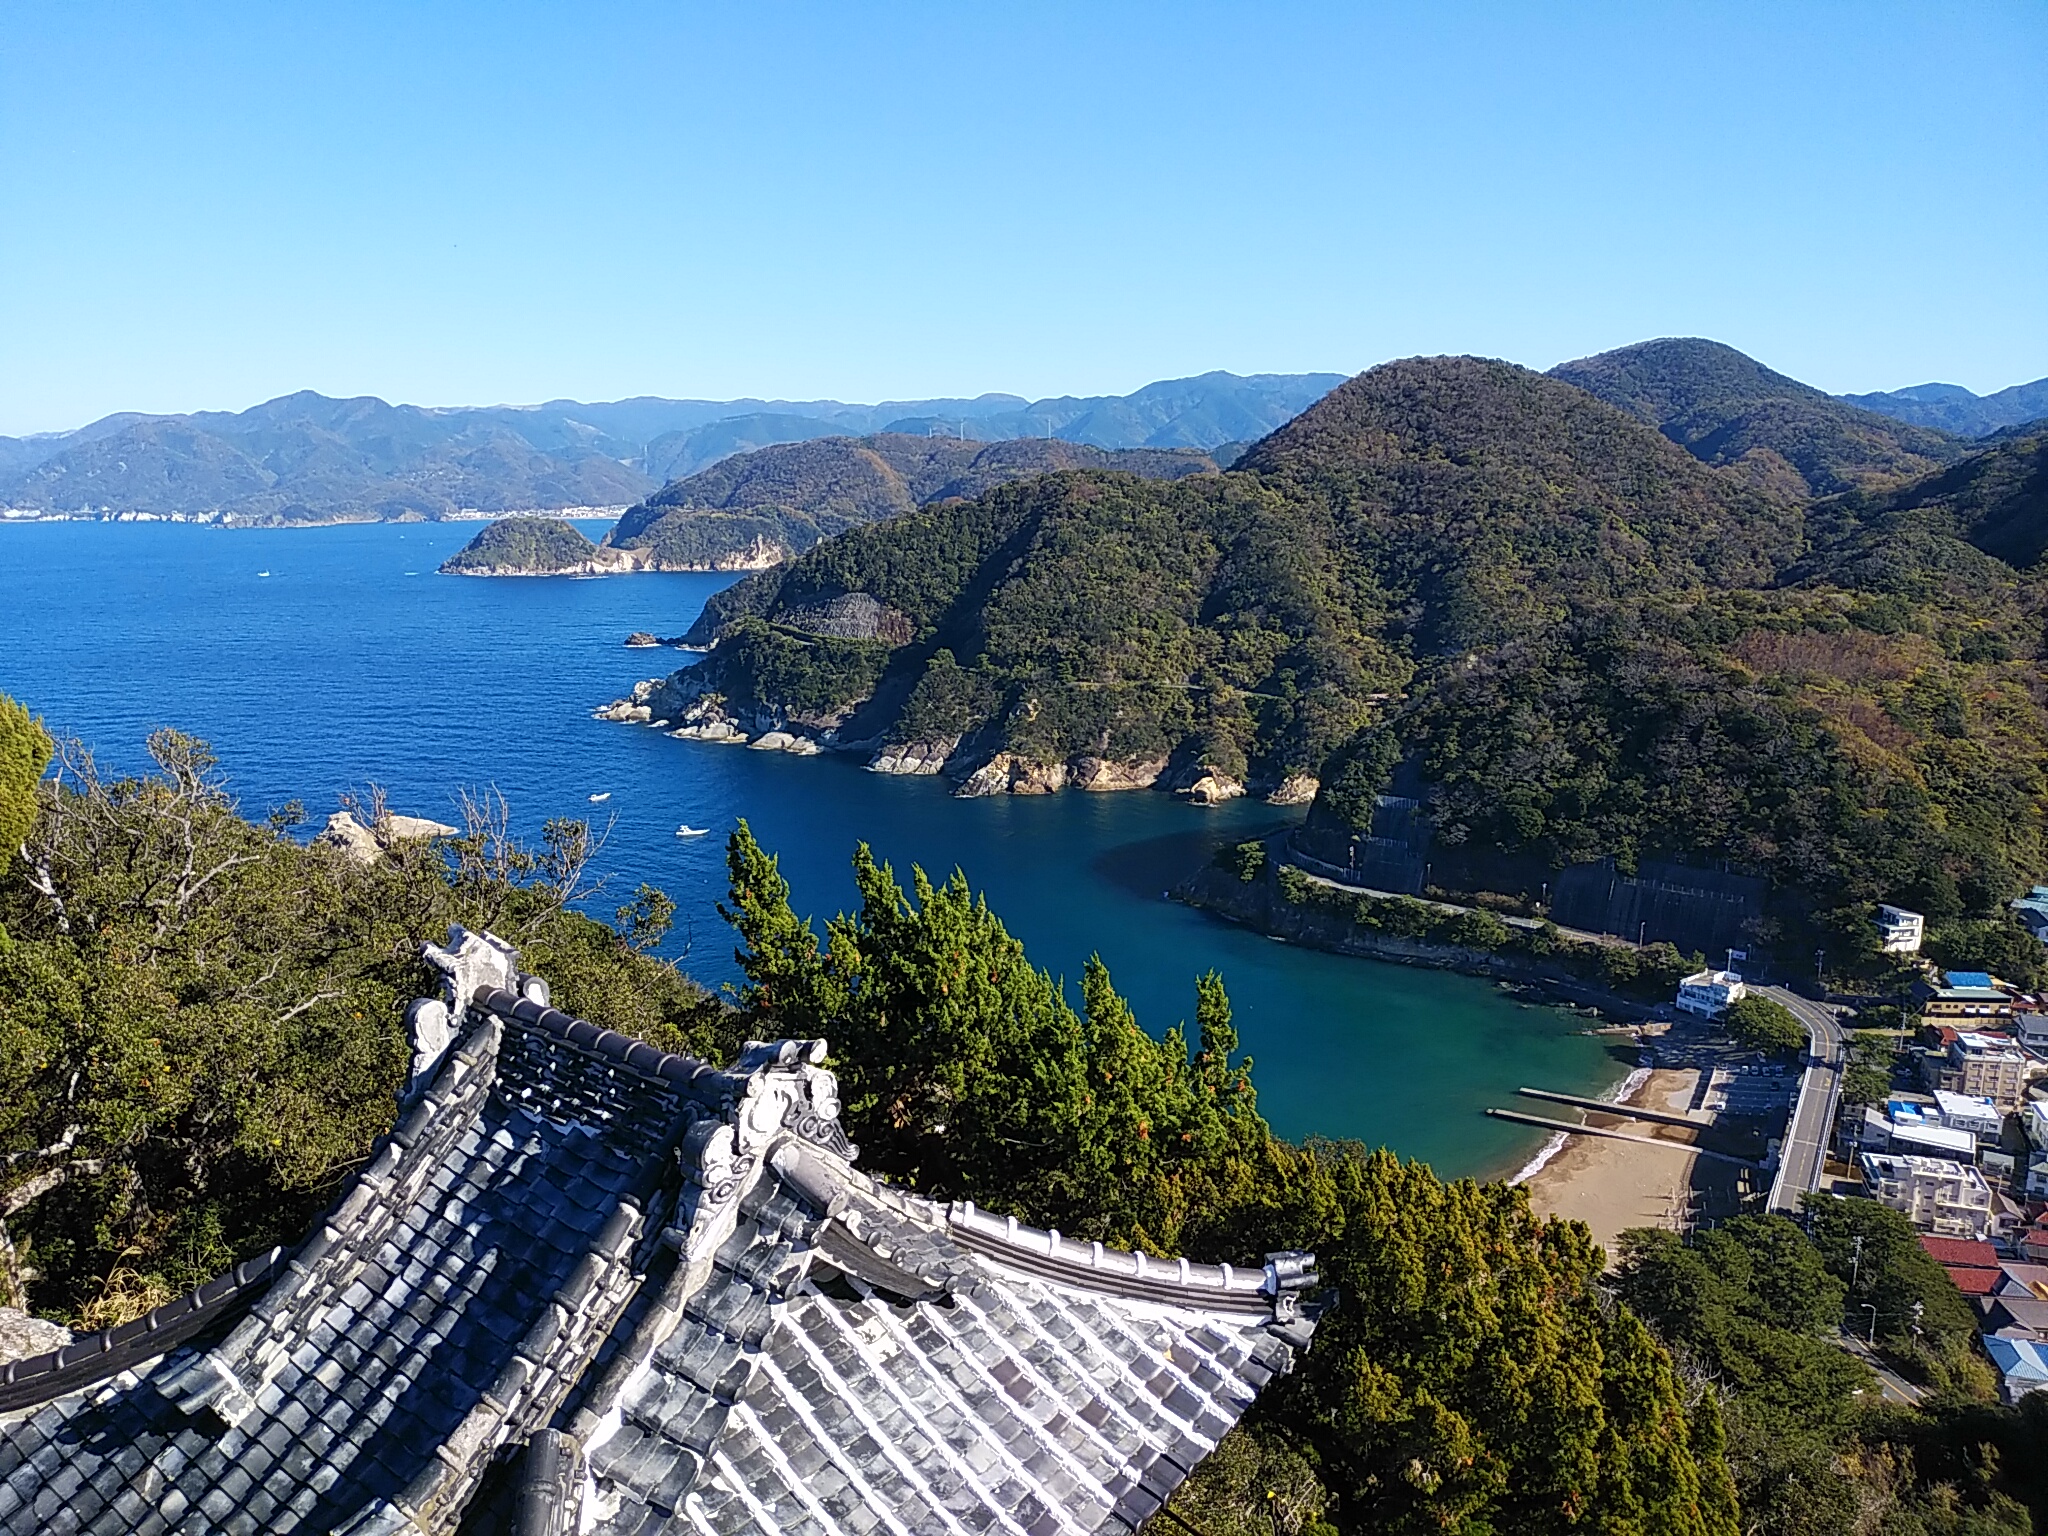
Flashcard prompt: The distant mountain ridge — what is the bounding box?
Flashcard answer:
[0,372,1342,525]
[1839,377,2048,438]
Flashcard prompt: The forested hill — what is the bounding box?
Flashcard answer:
[438,515,614,575]
[601,434,1219,569]
[656,354,2048,963]
[1805,425,2048,573]
[1551,337,1966,497]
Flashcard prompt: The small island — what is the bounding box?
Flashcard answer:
[437,515,633,576]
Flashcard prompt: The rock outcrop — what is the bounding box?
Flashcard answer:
[0,1306,72,1366]
[776,591,914,644]
[314,809,458,866]
[1178,773,1247,806]
[954,753,1070,797]
[1070,755,1168,792]
[869,738,958,776]
[1266,774,1320,805]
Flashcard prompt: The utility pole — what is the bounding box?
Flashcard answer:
[1850,1234,1863,1294]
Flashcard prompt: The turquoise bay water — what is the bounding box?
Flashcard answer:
[0,519,1624,1176]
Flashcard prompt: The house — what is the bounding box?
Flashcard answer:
[1935,1090,2006,1144]
[1919,972,2016,1024]
[1985,1337,2048,1402]
[1921,1234,2004,1298]
[1861,1151,1999,1239]
[1980,1295,2048,1336]
[2021,1214,2048,1264]
[1951,1265,2006,1298]
[1676,968,1746,1018]
[2017,1010,2048,1054]
[1997,1261,2048,1300]
[0,928,1323,1535]
[1876,904,1926,954]
[2013,887,2048,943]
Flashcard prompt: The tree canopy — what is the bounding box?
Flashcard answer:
[1724,995,1807,1054]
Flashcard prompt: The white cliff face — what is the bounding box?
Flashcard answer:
[869,738,959,776]
[1266,774,1320,805]
[1179,774,1247,806]
[1069,755,1168,792]
[953,753,1070,797]
[597,674,1268,801]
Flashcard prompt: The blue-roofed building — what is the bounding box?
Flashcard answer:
[2014,887,2048,942]
[1985,1336,2048,1402]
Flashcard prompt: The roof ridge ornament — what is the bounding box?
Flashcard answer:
[410,926,524,1099]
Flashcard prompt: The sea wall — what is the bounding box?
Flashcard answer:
[1181,856,1670,1020]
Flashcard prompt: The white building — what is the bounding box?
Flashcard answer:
[1860,1109,1978,1163]
[1876,904,1926,954]
[1861,1151,1999,1239]
[1935,1090,2006,1144]
[1676,969,1746,1018]
[2027,1102,2048,1199]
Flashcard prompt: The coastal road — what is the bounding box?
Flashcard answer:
[1838,1334,1928,1406]
[1762,986,1847,1215]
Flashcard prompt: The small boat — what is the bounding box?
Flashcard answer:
[588,792,611,803]
[257,571,272,578]
[675,824,709,838]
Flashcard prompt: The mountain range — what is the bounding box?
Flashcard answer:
[1842,377,2048,439]
[619,337,2048,971]
[0,372,1341,525]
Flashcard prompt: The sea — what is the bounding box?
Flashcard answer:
[0,518,1626,1178]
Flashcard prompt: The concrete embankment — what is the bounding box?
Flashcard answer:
[1179,857,1662,1021]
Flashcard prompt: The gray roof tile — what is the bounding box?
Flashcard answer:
[3,951,1319,1535]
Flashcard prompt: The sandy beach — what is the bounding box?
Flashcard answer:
[1519,1067,1702,1255]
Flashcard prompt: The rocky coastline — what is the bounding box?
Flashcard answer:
[593,669,1316,805]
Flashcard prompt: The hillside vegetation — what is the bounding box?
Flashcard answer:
[1552,338,1965,497]
[662,350,2048,962]
[604,432,1220,568]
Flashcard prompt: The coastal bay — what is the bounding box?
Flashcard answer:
[0,518,1627,1177]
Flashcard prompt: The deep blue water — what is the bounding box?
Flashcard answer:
[0,519,1622,1176]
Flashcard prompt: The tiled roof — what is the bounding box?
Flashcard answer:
[1920,1235,2002,1269]
[1948,1266,2002,1296]
[0,928,1321,1535]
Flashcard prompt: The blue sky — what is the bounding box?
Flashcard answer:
[2,2,2042,433]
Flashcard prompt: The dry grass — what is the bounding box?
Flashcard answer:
[1730,628,1917,685]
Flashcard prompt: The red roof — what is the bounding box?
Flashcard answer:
[1948,1265,2002,1296]
[1921,1235,2002,1269]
